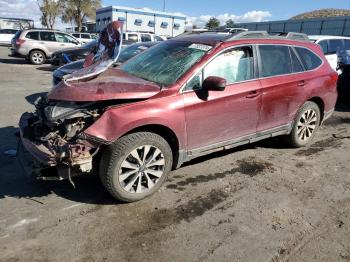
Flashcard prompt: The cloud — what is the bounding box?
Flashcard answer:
[0,0,41,25]
[187,11,272,28]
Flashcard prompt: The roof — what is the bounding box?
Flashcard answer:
[309,35,350,41]
[170,33,230,46]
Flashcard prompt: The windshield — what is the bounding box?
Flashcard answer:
[120,41,210,86]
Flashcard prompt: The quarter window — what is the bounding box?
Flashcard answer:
[259,45,292,77]
[203,46,254,84]
[294,47,322,71]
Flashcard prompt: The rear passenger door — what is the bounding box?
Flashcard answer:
[257,45,307,132]
[39,31,60,54]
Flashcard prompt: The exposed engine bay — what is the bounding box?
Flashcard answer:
[19,97,129,181]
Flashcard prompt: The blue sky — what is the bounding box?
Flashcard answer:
[103,0,350,21]
[0,0,349,29]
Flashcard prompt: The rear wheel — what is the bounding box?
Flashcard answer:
[286,101,321,147]
[99,132,173,202]
[29,50,45,65]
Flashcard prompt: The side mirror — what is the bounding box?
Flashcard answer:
[202,76,227,91]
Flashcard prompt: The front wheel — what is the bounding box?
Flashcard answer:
[99,132,173,202]
[286,101,321,147]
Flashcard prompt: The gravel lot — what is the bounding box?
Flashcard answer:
[1,46,350,262]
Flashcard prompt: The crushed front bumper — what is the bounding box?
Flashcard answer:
[18,112,97,181]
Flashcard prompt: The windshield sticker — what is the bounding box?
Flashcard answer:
[188,43,212,51]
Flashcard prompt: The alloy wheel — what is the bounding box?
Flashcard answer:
[118,145,165,194]
[32,52,44,64]
[297,109,317,141]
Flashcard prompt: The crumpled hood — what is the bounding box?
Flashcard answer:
[47,68,161,102]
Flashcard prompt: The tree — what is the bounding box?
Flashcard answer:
[225,19,235,28]
[61,0,101,32]
[206,17,220,30]
[37,0,63,29]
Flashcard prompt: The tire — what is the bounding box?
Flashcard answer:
[29,50,45,65]
[99,132,173,202]
[286,101,321,147]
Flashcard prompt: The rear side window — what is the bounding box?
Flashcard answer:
[328,39,343,54]
[290,47,304,73]
[40,31,56,41]
[259,45,292,77]
[25,31,39,40]
[295,47,322,71]
[141,34,152,42]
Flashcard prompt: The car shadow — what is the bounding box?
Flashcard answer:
[36,65,57,72]
[0,126,118,205]
[0,57,28,64]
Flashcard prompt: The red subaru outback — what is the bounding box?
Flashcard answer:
[19,32,338,202]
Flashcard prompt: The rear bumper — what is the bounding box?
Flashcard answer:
[9,49,26,58]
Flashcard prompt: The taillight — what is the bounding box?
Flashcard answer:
[15,38,25,46]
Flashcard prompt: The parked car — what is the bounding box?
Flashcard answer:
[51,39,97,66]
[10,29,81,65]
[0,29,17,45]
[52,41,158,85]
[123,32,166,43]
[19,32,338,202]
[71,32,96,44]
[309,35,350,73]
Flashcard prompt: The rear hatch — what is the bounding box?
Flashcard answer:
[11,30,22,49]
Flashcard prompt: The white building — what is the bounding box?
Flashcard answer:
[96,6,186,37]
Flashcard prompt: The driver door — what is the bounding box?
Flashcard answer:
[183,46,262,150]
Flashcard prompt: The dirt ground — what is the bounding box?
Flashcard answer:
[1,46,350,262]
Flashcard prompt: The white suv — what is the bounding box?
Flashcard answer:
[123,32,166,44]
[309,35,350,73]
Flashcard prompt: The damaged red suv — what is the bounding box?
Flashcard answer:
[19,33,338,202]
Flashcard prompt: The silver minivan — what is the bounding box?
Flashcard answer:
[10,29,81,65]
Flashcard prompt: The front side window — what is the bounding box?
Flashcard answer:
[295,47,322,71]
[121,41,209,86]
[259,45,292,77]
[203,46,254,84]
[40,31,56,42]
[328,39,344,54]
[56,32,76,43]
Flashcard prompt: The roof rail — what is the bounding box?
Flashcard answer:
[224,31,269,41]
[285,32,309,41]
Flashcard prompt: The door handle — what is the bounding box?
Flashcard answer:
[246,90,259,99]
[298,80,305,87]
